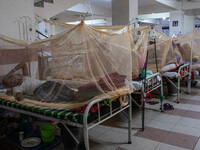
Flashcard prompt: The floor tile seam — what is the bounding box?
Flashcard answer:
[152,116,182,125]
[144,124,176,132]
[164,108,200,120]
[154,142,161,150]
[89,128,109,139]
[142,126,199,138]
[149,117,200,137]
[193,136,200,150]
[178,123,200,131]
[170,115,183,132]
[94,136,128,146]
[134,127,198,150]
[97,129,128,140]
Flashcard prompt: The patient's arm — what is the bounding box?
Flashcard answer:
[6,58,28,77]
[15,92,24,101]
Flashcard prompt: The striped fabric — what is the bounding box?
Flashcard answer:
[0,98,88,124]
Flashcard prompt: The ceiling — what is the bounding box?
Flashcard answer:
[49,0,200,23]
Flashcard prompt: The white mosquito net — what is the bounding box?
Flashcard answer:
[0,21,133,109]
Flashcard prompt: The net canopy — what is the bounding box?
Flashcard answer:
[149,30,169,44]
[0,21,133,109]
[130,27,150,78]
[146,30,176,72]
[43,19,151,78]
[43,18,125,33]
[173,29,200,63]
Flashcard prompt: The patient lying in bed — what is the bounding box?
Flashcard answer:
[2,59,75,102]
[2,59,127,103]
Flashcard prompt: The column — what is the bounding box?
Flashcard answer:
[112,0,138,26]
[170,11,184,36]
[184,15,195,34]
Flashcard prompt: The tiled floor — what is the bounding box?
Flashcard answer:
[53,85,200,150]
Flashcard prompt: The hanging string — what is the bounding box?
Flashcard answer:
[86,1,94,25]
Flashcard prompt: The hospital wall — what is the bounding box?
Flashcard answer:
[0,0,36,40]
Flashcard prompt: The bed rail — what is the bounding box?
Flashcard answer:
[164,63,191,103]
[142,72,163,95]
[0,95,132,150]
[83,95,132,150]
[61,95,132,150]
[131,72,164,131]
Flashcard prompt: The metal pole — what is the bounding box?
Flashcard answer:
[128,94,132,144]
[187,41,193,94]
[154,37,163,110]
[154,37,158,72]
[142,51,149,131]
[177,76,180,103]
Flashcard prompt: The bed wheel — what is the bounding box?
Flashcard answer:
[128,141,132,144]
[177,102,180,104]
[78,142,86,150]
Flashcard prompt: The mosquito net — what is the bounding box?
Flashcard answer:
[130,27,150,78]
[43,19,149,78]
[173,29,200,63]
[146,30,176,73]
[0,21,133,109]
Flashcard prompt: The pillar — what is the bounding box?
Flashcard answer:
[184,15,195,34]
[112,0,138,26]
[170,11,184,36]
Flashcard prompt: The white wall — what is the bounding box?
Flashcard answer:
[184,15,195,34]
[170,11,184,36]
[0,0,37,78]
[0,0,35,40]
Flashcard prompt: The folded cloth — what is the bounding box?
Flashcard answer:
[72,104,98,113]
[164,103,174,111]
[132,81,142,91]
[33,81,75,102]
[78,72,126,93]
[75,72,126,102]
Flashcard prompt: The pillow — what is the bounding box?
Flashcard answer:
[161,63,178,72]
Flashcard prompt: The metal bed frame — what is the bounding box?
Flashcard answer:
[164,63,191,103]
[0,95,132,150]
[131,72,164,130]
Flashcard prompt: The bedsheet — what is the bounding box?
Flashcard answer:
[162,72,180,79]
[132,81,142,91]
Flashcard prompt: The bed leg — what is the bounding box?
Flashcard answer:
[187,75,191,94]
[160,81,164,112]
[142,93,145,131]
[128,94,132,144]
[177,78,180,103]
[83,126,89,150]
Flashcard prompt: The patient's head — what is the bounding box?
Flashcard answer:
[2,75,22,88]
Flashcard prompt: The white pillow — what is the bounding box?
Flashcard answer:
[161,63,177,72]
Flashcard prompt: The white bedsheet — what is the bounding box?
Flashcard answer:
[132,81,142,91]
[162,72,179,79]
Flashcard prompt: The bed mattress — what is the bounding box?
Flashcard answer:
[0,98,120,124]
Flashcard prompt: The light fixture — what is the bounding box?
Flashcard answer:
[162,17,166,20]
